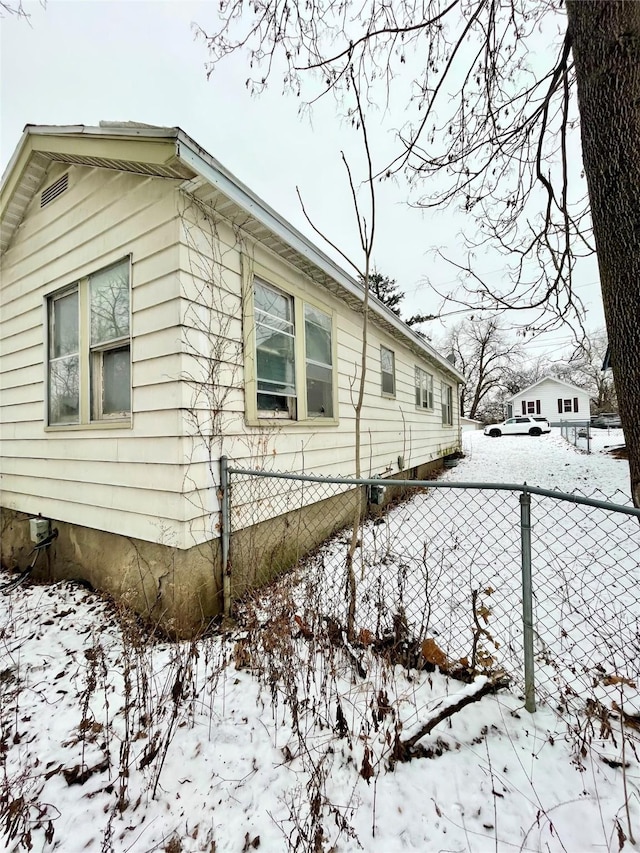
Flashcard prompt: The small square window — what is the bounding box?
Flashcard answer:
[381,346,395,396]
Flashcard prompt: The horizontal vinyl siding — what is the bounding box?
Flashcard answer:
[1,409,183,441]
[176,207,460,532]
[512,380,590,424]
[0,490,184,546]
[0,163,197,548]
[173,200,245,545]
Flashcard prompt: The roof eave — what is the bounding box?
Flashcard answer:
[507,375,587,401]
[1,123,463,381]
[175,129,464,382]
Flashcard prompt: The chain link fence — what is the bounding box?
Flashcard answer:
[222,462,640,714]
[559,420,591,453]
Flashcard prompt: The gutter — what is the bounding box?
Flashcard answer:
[175,130,464,382]
[2,123,463,382]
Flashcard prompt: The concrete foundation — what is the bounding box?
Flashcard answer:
[1,507,222,637]
[1,456,449,635]
[227,456,448,599]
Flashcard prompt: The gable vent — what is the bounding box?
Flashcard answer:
[41,173,69,208]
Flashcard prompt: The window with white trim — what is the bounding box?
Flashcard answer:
[380,346,396,396]
[557,397,579,414]
[441,382,453,426]
[415,366,434,409]
[47,259,131,425]
[253,278,334,420]
[523,399,541,415]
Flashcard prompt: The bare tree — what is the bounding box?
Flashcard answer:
[0,0,42,19]
[444,318,522,420]
[555,329,617,414]
[196,0,640,505]
[296,75,377,638]
[501,356,553,399]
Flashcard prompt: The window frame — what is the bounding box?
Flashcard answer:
[522,400,541,415]
[254,279,298,419]
[304,303,334,419]
[415,365,434,410]
[45,257,132,431]
[244,265,338,426]
[557,397,580,414]
[380,345,396,398]
[441,382,454,426]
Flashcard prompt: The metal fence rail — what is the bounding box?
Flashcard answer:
[221,461,640,714]
[559,420,592,453]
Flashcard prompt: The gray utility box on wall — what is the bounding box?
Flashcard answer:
[29,517,51,544]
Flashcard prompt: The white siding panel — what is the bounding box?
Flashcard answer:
[132,354,183,388]
[0,489,185,547]
[1,457,185,493]
[511,379,590,424]
[2,473,188,521]
[0,304,41,339]
[177,222,460,528]
[133,327,183,361]
[0,364,43,392]
[0,164,192,545]
[0,382,41,406]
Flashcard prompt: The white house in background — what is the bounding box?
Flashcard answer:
[0,122,463,633]
[506,376,591,426]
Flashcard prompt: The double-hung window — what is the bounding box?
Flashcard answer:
[380,346,396,396]
[48,289,80,424]
[415,366,434,409]
[255,281,297,416]
[304,305,333,417]
[441,382,453,426]
[253,278,334,420]
[558,397,579,413]
[47,259,131,426]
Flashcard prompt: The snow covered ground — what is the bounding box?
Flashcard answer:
[1,430,638,853]
[459,427,629,496]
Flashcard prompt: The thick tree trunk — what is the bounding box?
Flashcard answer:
[565,1,640,506]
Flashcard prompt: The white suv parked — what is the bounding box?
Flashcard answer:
[484,415,551,437]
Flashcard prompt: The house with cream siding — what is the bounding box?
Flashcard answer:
[0,122,463,633]
[506,376,591,426]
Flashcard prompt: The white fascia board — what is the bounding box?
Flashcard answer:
[21,123,181,139]
[1,129,31,189]
[1,123,182,191]
[176,132,464,382]
[2,122,461,381]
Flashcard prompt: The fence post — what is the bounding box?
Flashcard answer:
[519,489,536,712]
[220,455,231,617]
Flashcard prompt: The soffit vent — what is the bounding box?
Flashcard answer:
[41,173,69,208]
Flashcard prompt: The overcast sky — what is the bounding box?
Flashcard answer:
[1,0,605,358]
